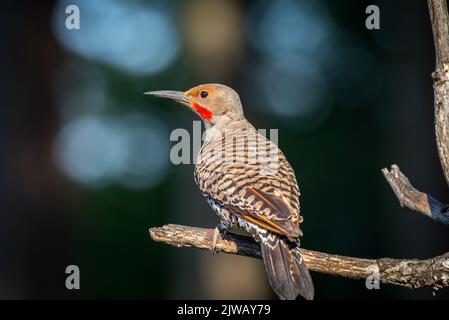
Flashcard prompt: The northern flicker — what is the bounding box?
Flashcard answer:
[146,84,314,300]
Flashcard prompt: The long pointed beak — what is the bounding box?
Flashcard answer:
[144,90,190,104]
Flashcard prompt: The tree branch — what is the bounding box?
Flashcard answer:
[429,0,449,186]
[382,164,449,225]
[382,0,449,225]
[149,224,449,290]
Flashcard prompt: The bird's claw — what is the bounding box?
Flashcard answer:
[211,223,228,254]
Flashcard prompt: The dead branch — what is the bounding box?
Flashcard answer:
[382,165,449,225]
[429,0,449,186]
[149,224,449,290]
[382,0,449,225]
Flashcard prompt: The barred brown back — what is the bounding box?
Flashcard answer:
[195,123,301,226]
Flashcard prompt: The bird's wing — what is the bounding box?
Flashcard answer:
[196,161,302,239]
[195,127,302,239]
[226,186,302,238]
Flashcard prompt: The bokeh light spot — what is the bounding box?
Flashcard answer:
[52,0,180,75]
[53,113,169,189]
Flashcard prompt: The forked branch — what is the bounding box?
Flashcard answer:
[381,0,449,225]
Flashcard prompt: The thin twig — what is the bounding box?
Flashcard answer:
[149,224,449,290]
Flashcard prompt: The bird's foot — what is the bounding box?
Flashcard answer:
[211,222,229,254]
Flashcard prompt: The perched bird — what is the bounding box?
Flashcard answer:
[146,84,314,300]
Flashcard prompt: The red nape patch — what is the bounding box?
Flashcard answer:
[192,102,213,121]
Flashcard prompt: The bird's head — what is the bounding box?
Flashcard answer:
[145,83,244,126]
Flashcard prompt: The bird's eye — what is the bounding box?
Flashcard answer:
[200,90,208,98]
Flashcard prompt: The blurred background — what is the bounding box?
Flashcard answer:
[0,0,448,299]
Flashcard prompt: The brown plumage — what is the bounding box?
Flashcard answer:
[146,83,314,300]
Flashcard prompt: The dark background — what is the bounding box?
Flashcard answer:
[0,0,448,299]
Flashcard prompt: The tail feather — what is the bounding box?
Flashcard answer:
[260,238,314,300]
